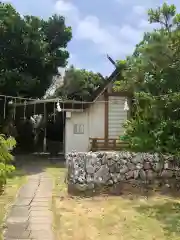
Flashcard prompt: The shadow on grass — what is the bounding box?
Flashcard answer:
[13,154,66,176]
[136,201,180,237]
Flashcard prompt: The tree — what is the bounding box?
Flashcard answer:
[0,135,16,188]
[54,65,105,101]
[113,60,128,91]
[0,2,72,98]
[119,3,180,154]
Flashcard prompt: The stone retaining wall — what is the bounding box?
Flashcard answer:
[66,151,180,193]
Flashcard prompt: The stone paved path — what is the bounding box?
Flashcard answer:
[3,171,54,240]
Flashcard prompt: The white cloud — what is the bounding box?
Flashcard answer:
[115,0,148,6]
[54,0,147,59]
[75,16,146,57]
[115,0,180,10]
[54,0,79,25]
[133,6,146,16]
[75,16,121,56]
[55,0,173,62]
[52,0,180,74]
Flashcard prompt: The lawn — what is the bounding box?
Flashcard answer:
[48,164,180,240]
[0,169,26,239]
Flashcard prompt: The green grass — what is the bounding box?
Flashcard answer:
[0,169,27,239]
[47,164,180,240]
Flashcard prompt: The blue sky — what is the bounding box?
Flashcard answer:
[3,0,180,76]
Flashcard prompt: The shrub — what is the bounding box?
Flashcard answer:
[122,92,180,155]
[0,134,16,188]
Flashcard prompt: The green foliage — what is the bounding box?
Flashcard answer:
[120,3,180,155]
[0,2,72,98]
[113,60,128,92]
[54,65,104,101]
[0,135,16,187]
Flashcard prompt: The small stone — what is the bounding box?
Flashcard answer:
[113,154,120,162]
[86,164,95,174]
[112,175,118,183]
[75,183,88,191]
[136,163,143,170]
[117,174,125,181]
[175,171,180,178]
[146,170,154,181]
[131,154,143,164]
[154,153,160,162]
[101,155,107,164]
[144,162,151,170]
[107,159,115,166]
[87,183,95,190]
[77,175,86,184]
[125,171,134,179]
[97,152,104,158]
[109,164,117,173]
[127,162,136,170]
[107,180,114,185]
[164,162,169,169]
[134,170,139,179]
[94,165,110,184]
[119,166,129,174]
[161,170,173,178]
[153,162,163,172]
[139,169,146,180]
[121,159,127,165]
[86,175,93,183]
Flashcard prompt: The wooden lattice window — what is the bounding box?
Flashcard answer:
[73,124,84,134]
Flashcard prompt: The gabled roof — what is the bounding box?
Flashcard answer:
[89,67,120,102]
[15,67,120,105]
[14,67,125,117]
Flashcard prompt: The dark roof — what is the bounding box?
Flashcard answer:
[57,67,121,102]
[88,67,120,102]
[13,67,123,117]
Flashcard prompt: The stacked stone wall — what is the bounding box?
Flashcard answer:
[66,151,180,193]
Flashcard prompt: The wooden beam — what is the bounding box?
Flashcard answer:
[89,138,129,151]
[107,92,132,97]
[107,55,117,67]
[104,90,109,145]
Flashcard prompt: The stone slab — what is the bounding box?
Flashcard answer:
[30,201,50,207]
[29,206,49,212]
[29,210,52,217]
[3,225,27,235]
[3,229,31,239]
[3,239,30,240]
[5,221,29,230]
[6,216,29,224]
[7,206,29,218]
[18,185,37,198]
[30,230,54,240]
[32,197,50,202]
[28,216,53,223]
[3,171,54,240]
[35,192,52,196]
[14,198,32,206]
[27,223,52,230]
